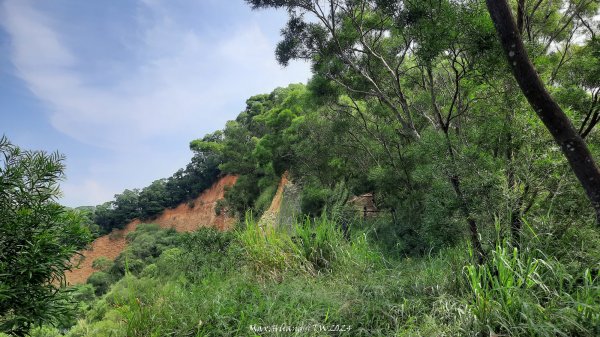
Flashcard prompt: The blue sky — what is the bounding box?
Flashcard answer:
[0,0,310,207]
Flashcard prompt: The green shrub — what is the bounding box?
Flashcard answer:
[180,228,240,282]
[70,284,96,304]
[57,214,600,337]
[91,257,113,272]
[253,183,278,215]
[222,174,261,216]
[110,252,145,278]
[293,216,344,272]
[238,214,382,279]
[109,224,180,279]
[27,326,62,337]
[237,214,311,278]
[155,248,184,278]
[65,316,124,337]
[140,264,158,278]
[87,272,113,296]
[0,138,92,335]
[300,184,330,217]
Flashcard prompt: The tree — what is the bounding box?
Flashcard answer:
[111,189,141,227]
[246,0,487,260]
[0,136,91,336]
[246,0,424,140]
[485,0,600,222]
[138,179,168,219]
[93,201,116,234]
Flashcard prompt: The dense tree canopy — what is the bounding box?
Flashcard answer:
[240,0,600,255]
[82,0,599,259]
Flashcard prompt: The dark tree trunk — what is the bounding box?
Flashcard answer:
[449,173,485,263]
[516,0,526,34]
[486,0,600,223]
[443,133,485,263]
[426,67,485,262]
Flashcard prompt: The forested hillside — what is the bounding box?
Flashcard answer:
[1,0,600,336]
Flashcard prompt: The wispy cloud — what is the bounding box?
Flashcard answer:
[2,0,309,150]
[1,0,310,206]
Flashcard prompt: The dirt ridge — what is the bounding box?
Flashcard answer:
[258,172,289,229]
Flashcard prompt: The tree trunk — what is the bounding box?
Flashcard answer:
[486,0,600,223]
[516,0,526,35]
[449,173,485,263]
[426,66,485,261]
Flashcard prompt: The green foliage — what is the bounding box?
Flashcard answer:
[237,214,311,277]
[17,1,600,335]
[57,211,600,337]
[0,136,92,336]
[139,264,158,278]
[293,217,346,271]
[300,183,331,217]
[465,228,600,336]
[109,224,181,279]
[191,84,311,217]
[93,133,222,234]
[238,215,381,279]
[221,174,261,216]
[87,272,113,297]
[179,228,239,282]
[62,215,474,337]
[72,208,100,238]
[253,179,279,214]
[91,257,113,273]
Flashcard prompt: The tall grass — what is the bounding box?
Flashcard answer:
[30,215,600,337]
[237,212,313,277]
[465,222,600,336]
[53,215,471,336]
[238,214,383,279]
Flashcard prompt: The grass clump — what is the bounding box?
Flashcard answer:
[464,222,600,336]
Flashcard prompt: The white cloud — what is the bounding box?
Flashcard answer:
[1,0,310,151]
[1,0,310,206]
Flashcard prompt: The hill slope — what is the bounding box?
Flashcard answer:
[65,175,237,285]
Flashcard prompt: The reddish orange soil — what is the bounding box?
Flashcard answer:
[65,175,237,285]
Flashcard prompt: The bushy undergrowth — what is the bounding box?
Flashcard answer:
[18,216,600,337]
[86,224,181,296]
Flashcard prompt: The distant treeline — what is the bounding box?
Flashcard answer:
[93,147,221,234]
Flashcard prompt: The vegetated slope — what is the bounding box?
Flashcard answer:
[65,175,237,285]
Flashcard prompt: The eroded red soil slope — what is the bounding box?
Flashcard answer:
[65,175,237,285]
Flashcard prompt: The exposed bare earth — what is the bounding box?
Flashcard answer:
[65,175,237,285]
[258,173,289,229]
